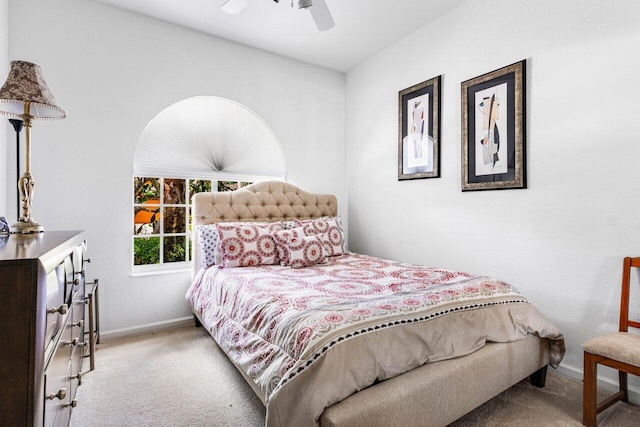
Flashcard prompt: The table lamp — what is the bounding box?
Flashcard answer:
[0,60,66,233]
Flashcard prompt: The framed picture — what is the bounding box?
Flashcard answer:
[398,75,441,180]
[461,60,526,191]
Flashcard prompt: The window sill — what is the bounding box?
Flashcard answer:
[131,267,191,277]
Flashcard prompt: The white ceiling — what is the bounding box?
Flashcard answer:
[91,0,469,73]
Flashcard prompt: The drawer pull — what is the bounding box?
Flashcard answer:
[63,399,78,408]
[64,338,79,347]
[47,304,68,315]
[72,320,84,328]
[75,269,85,277]
[67,278,80,286]
[84,258,92,265]
[46,388,66,401]
[70,372,83,385]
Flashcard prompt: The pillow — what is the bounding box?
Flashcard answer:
[319,217,346,257]
[197,224,219,269]
[273,217,346,265]
[273,227,307,266]
[288,234,326,269]
[301,217,346,257]
[198,222,282,269]
[216,224,279,268]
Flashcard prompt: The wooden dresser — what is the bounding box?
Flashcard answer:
[0,231,88,427]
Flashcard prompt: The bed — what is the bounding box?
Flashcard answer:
[187,181,564,427]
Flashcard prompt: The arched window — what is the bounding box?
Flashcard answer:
[132,96,286,273]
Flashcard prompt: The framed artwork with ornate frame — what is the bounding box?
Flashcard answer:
[398,75,441,180]
[461,60,526,191]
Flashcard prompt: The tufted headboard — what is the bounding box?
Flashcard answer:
[191,181,338,275]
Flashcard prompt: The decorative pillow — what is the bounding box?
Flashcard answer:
[198,222,282,269]
[302,217,346,257]
[288,234,326,269]
[216,224,279,268]
[197,224,220,269]
[273,217,346,264]
[319,217,346,257]
[273,227,307,266]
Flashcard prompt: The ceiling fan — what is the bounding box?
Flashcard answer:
[221,0,335,31]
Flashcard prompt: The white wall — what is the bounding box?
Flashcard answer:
[346,0,640,390]
[8,0,345,336]
[0,0,7,218]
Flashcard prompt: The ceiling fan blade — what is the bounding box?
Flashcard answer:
[309,0,335,31]
[221,0,249,14]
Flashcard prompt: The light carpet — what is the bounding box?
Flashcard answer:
[70,326,640,426]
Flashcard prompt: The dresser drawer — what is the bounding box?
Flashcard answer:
[66,245,85,300]
[44,319,72,427]
[69,295,85,399]
[70,291,86,331]
[45,268,65,347]
[53,365,73,427]
[63,256,78,305]
[69,342,83,401]
[72,244,86,279]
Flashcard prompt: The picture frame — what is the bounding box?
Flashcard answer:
[461,60,526,191]
[398,75,441,180]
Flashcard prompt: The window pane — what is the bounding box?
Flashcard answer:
[134,177,160,204]
[134,206,160,235]
[164,178,186,204]
[218,181,238,192]
[134,237,160,265]
[189,179,212,195]
[164,236,187,263]
[164,207,186,234]
[240,181,253,188]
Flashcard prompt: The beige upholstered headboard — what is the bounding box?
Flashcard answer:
[191,181,338,275]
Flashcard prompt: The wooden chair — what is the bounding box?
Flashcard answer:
[582,257,640,426]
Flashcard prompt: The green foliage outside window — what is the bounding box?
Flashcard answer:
[164,237,187,263]
[134,177,160,203]
[218,181,238,192]
[189,179,212,194]
[134,237,160,265]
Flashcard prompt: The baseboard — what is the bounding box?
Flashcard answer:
[555,363,640,405]
[100,316,195,341]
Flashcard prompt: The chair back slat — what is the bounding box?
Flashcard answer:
[620,257,640,332]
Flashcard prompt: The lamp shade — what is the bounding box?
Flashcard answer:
[0,60,66,119]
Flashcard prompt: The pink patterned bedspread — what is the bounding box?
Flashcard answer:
[187,252,564,427]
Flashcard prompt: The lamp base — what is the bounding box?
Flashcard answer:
[11,220,44,234]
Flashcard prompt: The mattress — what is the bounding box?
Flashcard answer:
[187,252,564,427]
